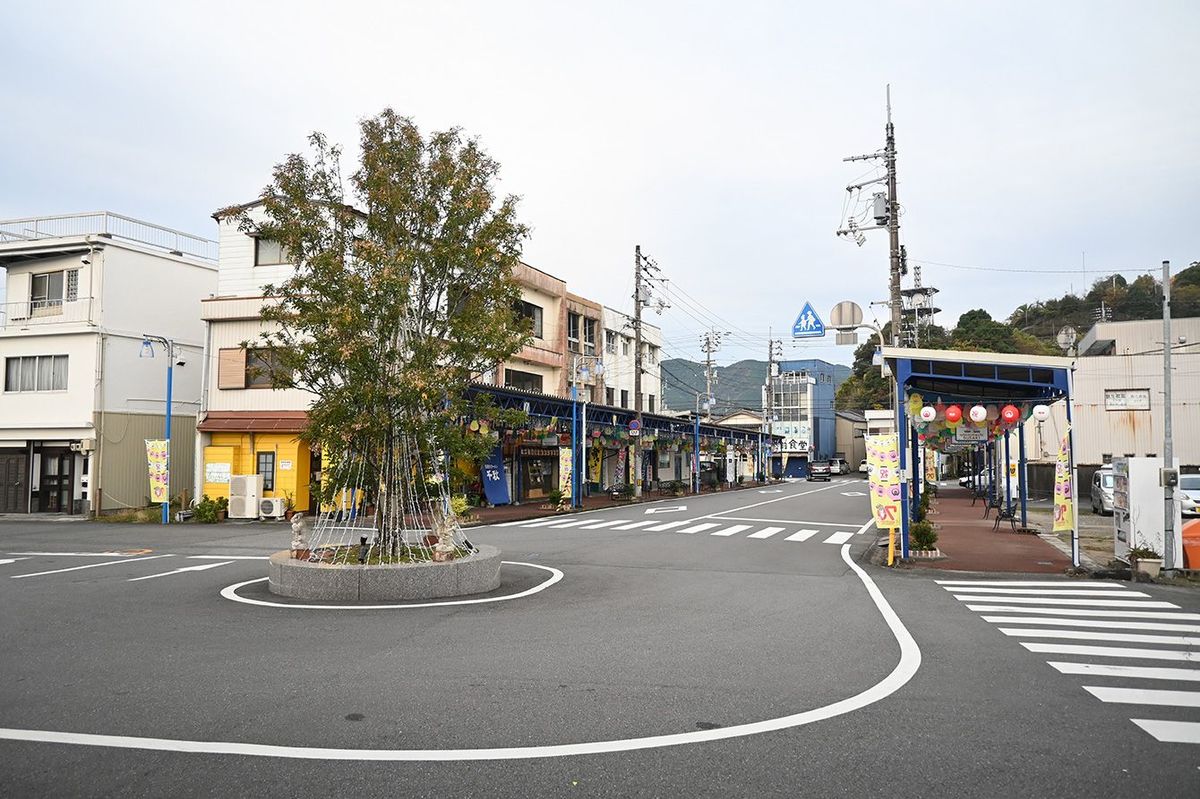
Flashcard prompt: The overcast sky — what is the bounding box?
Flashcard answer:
[3,1,1197,368]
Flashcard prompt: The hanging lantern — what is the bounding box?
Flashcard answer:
[945,405,962,424]
[919,406,936,422]
[934,400,946,421]
[1032,404,1051,422]
[969,405,987,423]
[985,405,999,421]
[1001,404,1021,424]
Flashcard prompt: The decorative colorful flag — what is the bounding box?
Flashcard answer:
[1052,428,1073,532]
[145,439,170,504]
[866,434,902,530]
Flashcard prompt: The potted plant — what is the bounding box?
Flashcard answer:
[547,488,565,511]
[1128,545,1162,579]
[671,480,686,497]
[908,520,940,557]
[283,491,297,521]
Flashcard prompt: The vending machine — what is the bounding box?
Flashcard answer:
[1112,456,1182,562]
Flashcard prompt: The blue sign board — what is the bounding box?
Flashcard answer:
[792,302,825,338]
[481,445,510,506]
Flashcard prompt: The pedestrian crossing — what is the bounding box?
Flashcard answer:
[493,516,864,545]
[939,578,1200,745]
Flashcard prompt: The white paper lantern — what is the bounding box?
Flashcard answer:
[969,405,987,423]
[1032,404,1051,422]
[919,406,936,422]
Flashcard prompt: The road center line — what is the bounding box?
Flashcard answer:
[10,555,175,579]
[0,545,921,761]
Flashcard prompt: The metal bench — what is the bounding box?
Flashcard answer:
[991,504,1018,531]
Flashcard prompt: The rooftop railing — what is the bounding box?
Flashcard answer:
[0,212,216,262]
[0,298,94,330]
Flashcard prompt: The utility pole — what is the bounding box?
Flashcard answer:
[1162,260,1176,573]
[763,329,783,480]
[699,330,726,422]
[633,245,644,499]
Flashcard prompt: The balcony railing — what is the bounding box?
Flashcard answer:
[0,298,94,330]
[0,212,216,262]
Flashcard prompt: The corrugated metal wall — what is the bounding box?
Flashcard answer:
[95,412,196,512]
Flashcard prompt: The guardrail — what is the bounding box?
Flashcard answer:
[0,212,216,262]
[0,298,94,329]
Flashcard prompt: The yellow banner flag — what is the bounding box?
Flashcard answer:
[1052,429,1073,532]
[145,439,170,504]
[866,434,902,530]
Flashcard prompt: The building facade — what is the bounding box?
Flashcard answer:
[0,212,217,514]
[762,358,849,476]
[599,306,662,412]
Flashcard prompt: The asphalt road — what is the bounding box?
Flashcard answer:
[0,477,1196,798]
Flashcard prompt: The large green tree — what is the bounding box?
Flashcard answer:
[227,110,530,550]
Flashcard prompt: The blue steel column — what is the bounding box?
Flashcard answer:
[1018,422,1028,527]
[1065,371,1080,568]
[571,386,578,508]
[911,425,920,517]
[163,355,173,525]
[1004,428,1013,515]
[897,377,910,559]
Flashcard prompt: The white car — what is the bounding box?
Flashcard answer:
[828,458,849,475]
[859,459,869,475]
[1180,474,1200,517]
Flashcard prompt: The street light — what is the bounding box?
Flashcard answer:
[140,333,176,525]
[570,355,605,509]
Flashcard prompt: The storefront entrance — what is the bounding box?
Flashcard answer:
[0,452,28,513]
[38,449,73,513]
[519,447,558,501]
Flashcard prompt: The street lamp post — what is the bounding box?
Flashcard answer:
[570,354,605,509]
[140,334,176,525]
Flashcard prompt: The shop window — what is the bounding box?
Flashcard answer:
[257,452,276,491]
[505,368,543,393]
[513,300,544,339]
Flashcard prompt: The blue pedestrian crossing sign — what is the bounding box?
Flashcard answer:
[792,302,825,338]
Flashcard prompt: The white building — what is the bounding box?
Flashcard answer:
[600,306,662,412]
[0,213,217,514]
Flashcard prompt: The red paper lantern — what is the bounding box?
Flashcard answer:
[1001,404,1020,424]
[944,404,962,423]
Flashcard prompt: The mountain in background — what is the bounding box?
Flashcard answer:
[660,358,851,416]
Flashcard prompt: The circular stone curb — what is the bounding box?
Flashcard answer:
[268,544,501,601]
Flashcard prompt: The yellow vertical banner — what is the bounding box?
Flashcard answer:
[558,445,573,500]
[1052,428,1073,532]
[145,439,170,504]
[866,434,902,530]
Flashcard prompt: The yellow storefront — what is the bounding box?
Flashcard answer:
[197,412,315,512]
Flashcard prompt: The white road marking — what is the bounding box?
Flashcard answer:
[1130,719,1200,744]
[840,491,866,497]
[613,521,656,530]
[758,490,783,494]
[579,520,625,530]
[544,519,594,528]
[1047,662,1200,682]
[950,587,1150,597]
[999,628,1200,646]
[493,519,537,527]
[644,506,686,515]
[1021,643,1199,662]
[0,544,924,762]
[10,554,175,580]
[1083,686,1200,708]
[0,558,30,566]
[186,555,271,560]
[128,561,235,582]
[704,517,849,527]
[7,551,151,557]
[645,521,690,532]
[938,580,1128,588]
[982,616,1200,633]
[747,527,785,540]
[521,518,572,527]
[784,530,820,542]
[677,523,719,534]
[953,595,1179,608]
[823,531,854,545]
[964,604,1200,620]
[709,525,751,537]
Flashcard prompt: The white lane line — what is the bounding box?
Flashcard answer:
[128,561,235,582]
[646,521,690,532]
[0,544,923,761]
[186,555,271,561]
[544,519,595,529]
[0,558,30,566]
[709,525,751,537]
[949,587,1150,597]
[982,616,1200,634]
[822,531,854,545]
[613,521,655,530]
[7,551,152,557]
[999,628,1200,646]
[579,520,625,530]
[965,604,1200,620]
[1021,643,1199,662]
[937,580,1128,588]
[1048,662,1200,682]
[784,529,820,542]
[953,596,1179,609]
[695,482,846,520]
[678,523,720,534]
[1083,686,1200,708]
[703,517,849,527]
[1130,719,1200,744]
[747,527,785,540]
[11,555,175,580]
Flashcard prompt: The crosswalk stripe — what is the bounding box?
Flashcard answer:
[965,604,1200,620]
[999,628,1200,646]
[545,519,595,528]
[784,529,820,542]
[748,527,785,539]
[494,519,539,527]
[1021,643,1199,661]
[709,525,752,537]
[579,520,625,529]
[646,521,690,532]
[937,580,1128,588]
[1047,662,1200,682]
[613,521,655,530]
[678,523,720,534]
[949,587,1151,597]
[1131,719,1200,744]
[953,595,1179,608]
[521,518,571,527]
[822,531,854,544]
[982,616,1200,634]
[1083,686,1200,708]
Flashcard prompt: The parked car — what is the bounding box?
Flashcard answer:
[828,458,849,475]
[807,461,832,481]
[959,470,990,488]
[859,459,870,475]
[1179,474,1200,517]
[1090,468,1114,515]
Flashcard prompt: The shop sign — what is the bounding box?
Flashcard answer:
[1104,389,1150,411]
[205,462,231,484]
[145,439,170,503]
[954,427,986,443]
[279,459,293,471]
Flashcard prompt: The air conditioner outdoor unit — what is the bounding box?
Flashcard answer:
[259,497,286,520]
[229,474,264,519]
